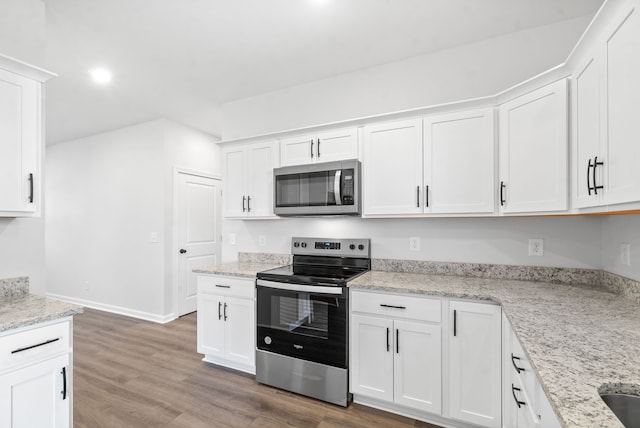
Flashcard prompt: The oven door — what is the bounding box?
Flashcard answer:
[256,280,348,368]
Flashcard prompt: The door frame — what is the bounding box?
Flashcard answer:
[172,166,222,319]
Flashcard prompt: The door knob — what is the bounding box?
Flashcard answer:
[179,249,187,254]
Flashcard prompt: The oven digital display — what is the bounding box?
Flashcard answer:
[315,241,341,250]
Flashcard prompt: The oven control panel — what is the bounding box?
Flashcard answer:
[291,237,370,258]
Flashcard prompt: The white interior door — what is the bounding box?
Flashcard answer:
[177,172,221,316]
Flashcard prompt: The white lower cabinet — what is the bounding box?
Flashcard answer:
[0,319,73,428]
[350,290,442,416]
[448,301,502,428]
[503,314,561,428]
[197,275,255,374]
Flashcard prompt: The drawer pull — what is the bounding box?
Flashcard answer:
[215,284,231,288]
[512,384,526,408]
[511,353,526,374]
[386,327,390,352]
[61,367,67,400]
[218,301,222,320]
[11,337,60,354]
[380,304,406,310]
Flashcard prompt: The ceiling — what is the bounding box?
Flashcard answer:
[43,0,604,144]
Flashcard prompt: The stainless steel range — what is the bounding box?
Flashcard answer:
[255,237,371,406]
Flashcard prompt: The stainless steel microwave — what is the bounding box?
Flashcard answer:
[274,159,361,216]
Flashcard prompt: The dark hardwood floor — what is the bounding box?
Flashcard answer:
[73,308,441,428]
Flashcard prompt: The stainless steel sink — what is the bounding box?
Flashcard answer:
[601,394,640,428]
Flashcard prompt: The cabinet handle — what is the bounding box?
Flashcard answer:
[215,284,231,289]
[11,337,60,354]
[416,185,420,207]
[61,367,67,400]
[593,156,604,195]
[511,353,526,374]
[247,195,251,212]
[425,185,429,208]
[28,173,34,203]
[386,327,390,352]
[587,159,594,195]
[310,139,314,158]
[453,309,457,336]
[380,304,406,309]
[242,196,246,212]
[218,301,222,320]
[317,138,321,158]
[396,328,399,354]
[224,302,228,321]
[512,384,526,408]
[500,181,506,206]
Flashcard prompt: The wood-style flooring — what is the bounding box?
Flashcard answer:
[73,308,441,428]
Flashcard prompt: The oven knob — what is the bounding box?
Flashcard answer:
[349,244,356,250]
[301,242,307,248]
[264,336,272,345]
[358,244,365,251]
[293,242,299,248]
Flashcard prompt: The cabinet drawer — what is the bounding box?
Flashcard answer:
[351,290,441,323]
[197,275,255,299]
[509,331,537,400]
[0,320,71,371]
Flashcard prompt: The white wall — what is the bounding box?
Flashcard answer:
[601,215,640,281]
[222,216,602,269]
[0,0,47,294]
[220,16,592,140]
[46,119,221,320]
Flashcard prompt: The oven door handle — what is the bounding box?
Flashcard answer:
[256,279,344,295]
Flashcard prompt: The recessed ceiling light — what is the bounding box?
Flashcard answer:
[89,68,112,84]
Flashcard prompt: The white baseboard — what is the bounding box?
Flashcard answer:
[45,293,177,324]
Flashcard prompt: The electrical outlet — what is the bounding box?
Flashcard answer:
[621,243,631,266]
[259,235,267,247]
[528,238,544,256]
[409,237,421,252]
[229,233,236,245]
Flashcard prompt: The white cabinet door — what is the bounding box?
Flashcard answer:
[363,119,423,215]
[0,353,70,428]
[315,128,358,163]
[246,141,278,217]
[224,296,255,369]
[424,108,495,214]
[449,301,502,428]
[280,128,358,166]
[498,79,568,214]
[350,314,394,402]
[197,292,225,358]
[602,5,640,206]
[0,68,40,215]
[222,147,247,217]
[393,320,442,414]
[571,48,605,209]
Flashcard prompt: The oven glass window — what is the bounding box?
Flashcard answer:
[268,293,338,339]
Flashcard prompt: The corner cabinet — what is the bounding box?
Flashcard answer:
[350,290,442,415]
[222,140,279,218]
[498,79,568,214]
[502,314,561,428]
[0,318,73,428]
[571,2,640,209]
[279,128,358,167]
[0,55,56,217]
[197,275,255,374]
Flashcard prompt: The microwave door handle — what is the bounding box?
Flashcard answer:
[334,170,342,205]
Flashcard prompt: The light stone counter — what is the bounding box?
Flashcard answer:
[0,277,83,333]
[348,270,640,428]
[193,262,284,279]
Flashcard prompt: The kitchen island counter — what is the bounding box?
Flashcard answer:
[349,270,640,428]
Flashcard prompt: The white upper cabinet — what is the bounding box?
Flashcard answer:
[363,119,423,216]
[279,128,358,166]
[0,57,55,217]
[424,108,496,214]
[572,2,640,209]
[222,140,279,218]
[498,79,568,214]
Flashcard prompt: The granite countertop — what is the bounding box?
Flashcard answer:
[0,293,84,334]
[349,271,640,428]
[193,261,284,279]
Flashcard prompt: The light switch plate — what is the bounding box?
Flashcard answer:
[621,243,631,266]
